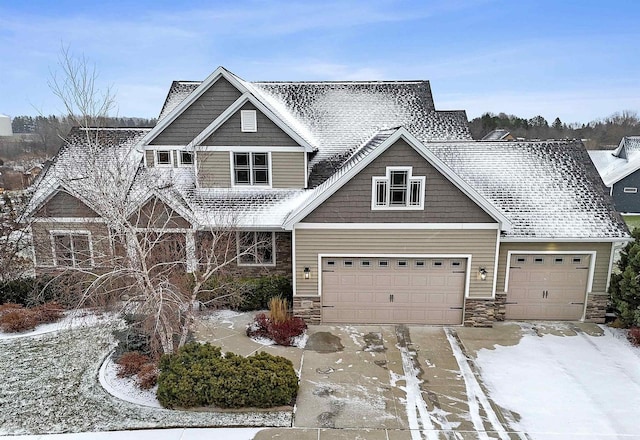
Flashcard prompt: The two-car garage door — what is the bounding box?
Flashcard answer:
[506,253,591,320]
[321,257,466,325]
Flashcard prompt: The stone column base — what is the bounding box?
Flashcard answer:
[463,298,496,327]
[584,294,608,323]
[293,296,321,325]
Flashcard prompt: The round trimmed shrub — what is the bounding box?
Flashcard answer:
[157,342,298,409]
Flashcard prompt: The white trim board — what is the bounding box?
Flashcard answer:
[294,222,499,230]
[501,237,632,243]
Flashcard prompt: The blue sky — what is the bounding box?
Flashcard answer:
[1,0,639,124]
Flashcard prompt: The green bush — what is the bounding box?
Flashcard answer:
[609,227,640,327]
[0,277,59,306]
[157,342,298,409]
[198,275,292,311]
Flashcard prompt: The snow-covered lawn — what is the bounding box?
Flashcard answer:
[475,324,640,439]
[0,315,291,435]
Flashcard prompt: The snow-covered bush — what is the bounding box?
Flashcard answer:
[157,342,298,409]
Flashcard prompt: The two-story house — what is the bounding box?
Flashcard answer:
[26,67,630,326]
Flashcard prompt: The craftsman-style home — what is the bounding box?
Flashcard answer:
[26,67,629,326]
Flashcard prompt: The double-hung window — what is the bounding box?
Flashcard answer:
[51,231,93,267]
[233,152,270,186]
[372,167,425,210]
[237,231,275,266]
[155,150,172,167]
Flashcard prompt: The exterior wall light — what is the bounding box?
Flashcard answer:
[478,267,487,281]
[304,267,310,279]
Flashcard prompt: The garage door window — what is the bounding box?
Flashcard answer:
[415,260,425,267]
[379,260,389,267]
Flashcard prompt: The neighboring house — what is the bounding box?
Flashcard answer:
[481,129,515,141]
[589,136,640,213]
[25,67,629,327]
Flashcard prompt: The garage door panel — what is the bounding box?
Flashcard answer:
[322,257,466,325]
[506,254,589,321]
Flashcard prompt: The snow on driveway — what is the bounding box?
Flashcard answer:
[475,325,640,439]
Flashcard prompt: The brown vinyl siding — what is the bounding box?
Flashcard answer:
[145,150,155,167]
[272,152,306,188]
[197,151,231,188]
[129,198,191,229]
[303,139,495,223]
[496,241,613,295]
[32,222,112,268]
[294,228,497,298]
[202,103,300,147]
[35,192,99,218]
[151,77,242,145]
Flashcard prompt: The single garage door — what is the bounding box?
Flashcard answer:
[506,254,590,320]
[321,257,466,325]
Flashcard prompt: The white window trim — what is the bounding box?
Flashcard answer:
[236,231,276,267]
[177,150,194,167]
[230,151,272,188]
[371,166,426,210]
[49,230,94,268]
[241,110,257,132]
[155,150,173,168]
[623,187,638,193]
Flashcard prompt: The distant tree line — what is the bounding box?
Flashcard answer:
[469,110,640,148]
[0,115,157,161]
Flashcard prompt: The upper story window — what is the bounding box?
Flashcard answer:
[51,231,93,268]
[241,110,257,132]
[179,151,194,166]
[233,152,270,186]
[372,166,425,210]
[156,150,172,167]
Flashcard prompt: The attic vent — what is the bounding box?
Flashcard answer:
[241,110,257,132]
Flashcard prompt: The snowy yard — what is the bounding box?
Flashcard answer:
[0,315,290,435]
[475,324,640,439]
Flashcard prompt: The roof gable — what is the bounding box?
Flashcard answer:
[35,189,100,218]
[129,196,192,229]
[285,128,510,230]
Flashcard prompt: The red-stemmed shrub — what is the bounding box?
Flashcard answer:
[116,351,152,378]
[247,312,307,346]
[137,363,159,389]
[628,327,640,346]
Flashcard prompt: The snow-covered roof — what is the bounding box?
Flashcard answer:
[427,140,627,239]
[481,129,511,141]
[25,128,149,220]
[156,76,471,174]
[588,136,640,186]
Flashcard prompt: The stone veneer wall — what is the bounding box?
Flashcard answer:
[494,293,507,322]
[463,298,496,327]
[293,296,321,324]
[584,294,608,323]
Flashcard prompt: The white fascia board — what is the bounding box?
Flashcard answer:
[284,127,511,231]
[139,67,249,147]
[500,237,633,243]
[32,217,106,223]
[197,145,307,153]
[294,222,499,230]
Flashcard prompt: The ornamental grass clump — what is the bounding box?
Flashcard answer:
[247,297,307,346]
[156,342,298,409]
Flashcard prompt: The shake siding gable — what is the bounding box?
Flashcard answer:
[130,198,191,229]
[197,151,231,187]
[303,139,495,223]
[201,103,300,147]
[35,191,100,218]
[150,77,243,145]
[294,228,497,298]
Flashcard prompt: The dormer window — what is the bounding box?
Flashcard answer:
[156,150,172,167]
[241,110,257,132]
[233,152,270,186]
[372,167,425,210]
[179,151,194,166]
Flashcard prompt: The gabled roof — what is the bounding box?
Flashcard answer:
[283,127,511,231]
[25,127,148,220]
[155,71,472,175]
[481,129,512,141]
[143,67,315,152]
[589,136,640,186]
